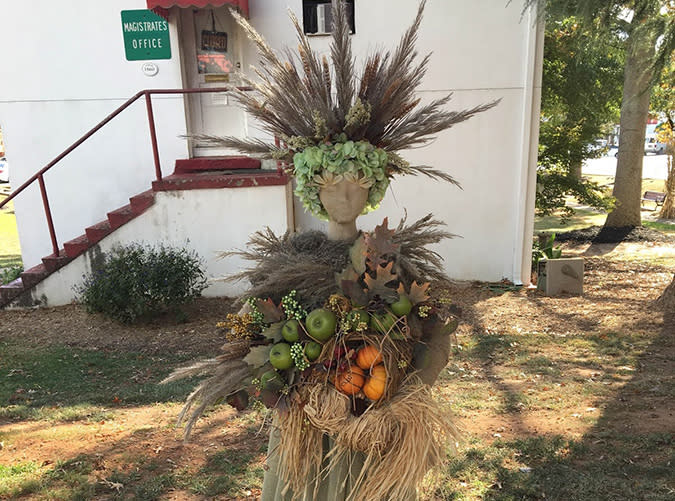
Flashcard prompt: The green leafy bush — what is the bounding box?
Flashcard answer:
[77,244,207,323]
[1,265,23,285]
[532,233,563,272]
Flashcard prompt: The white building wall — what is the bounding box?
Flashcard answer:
[19,184,292,307]
[0,0,188,268]
[247,0,542,284]
[1,0,541,290]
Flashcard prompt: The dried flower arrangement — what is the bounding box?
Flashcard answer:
[164,216,461,498]
[194,0,498,218]
[166,1,499,498]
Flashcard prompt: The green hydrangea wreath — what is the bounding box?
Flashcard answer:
[292,141,390,219]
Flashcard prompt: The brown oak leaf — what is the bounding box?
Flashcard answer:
[336,265,360,285]
[408,281,431,305]
[255,298,284,323]
[349,235,367,275]
[340,280,368,307]
[364,218,399,271]
[363,261,399,302]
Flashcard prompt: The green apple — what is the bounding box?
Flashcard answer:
[304,341,322,361]
[269,342,294,370]
[305,308,337,342]
[390,294,413,316]
[281,319,300,342]
[348,309,370,328]
[371,311,397,335]
[260,369,284,390]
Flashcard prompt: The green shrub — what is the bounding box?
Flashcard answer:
[1,265,23,285]
[77,244,207,323]
[532,233,563,272]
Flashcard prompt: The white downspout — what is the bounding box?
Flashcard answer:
[513,7,545,285]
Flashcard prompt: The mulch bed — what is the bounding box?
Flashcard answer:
[553,225,674,243]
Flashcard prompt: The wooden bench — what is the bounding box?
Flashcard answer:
[641,191,666,209]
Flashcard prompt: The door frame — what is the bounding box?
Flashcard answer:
[177,7,246,158]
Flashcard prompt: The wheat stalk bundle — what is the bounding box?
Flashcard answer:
[276,380,457,501]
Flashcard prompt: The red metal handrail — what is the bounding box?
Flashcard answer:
[0,87,249,257]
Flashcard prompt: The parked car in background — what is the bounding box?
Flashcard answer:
[0,157,9,183]
[645,135,666,155]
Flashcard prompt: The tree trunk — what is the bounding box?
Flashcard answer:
[570,159,582,180]
[659,152,675,219]
[604,28,655,228]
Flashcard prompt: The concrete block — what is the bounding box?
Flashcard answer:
[537,258,583,296]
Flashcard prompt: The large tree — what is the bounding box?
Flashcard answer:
[526,0,675,229]
[651,53,675,218]
[651,53,675,309]
[537,15,623,220]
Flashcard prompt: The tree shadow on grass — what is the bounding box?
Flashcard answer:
[0,340,213,422]
[436,309,674,500]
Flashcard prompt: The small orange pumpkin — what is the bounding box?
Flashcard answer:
[362,364,387,401]
[356,345,383,370]
[335,366,366,396]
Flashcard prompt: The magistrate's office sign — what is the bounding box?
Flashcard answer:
[121,10,171,61]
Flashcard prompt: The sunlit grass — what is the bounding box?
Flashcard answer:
[0,199,22,270]
[535,208,607,234]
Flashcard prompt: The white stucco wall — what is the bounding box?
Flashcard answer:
[18,184,292,307]
[1,0,541,293]
[0,0,188,268]
[246,0,542,284]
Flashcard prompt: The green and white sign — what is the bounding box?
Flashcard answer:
[121,10,171,61]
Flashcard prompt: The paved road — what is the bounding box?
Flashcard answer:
[583,152,669,180]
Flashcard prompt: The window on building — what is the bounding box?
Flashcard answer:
[303,0,355,35]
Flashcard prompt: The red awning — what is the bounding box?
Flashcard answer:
[147,1,249,18]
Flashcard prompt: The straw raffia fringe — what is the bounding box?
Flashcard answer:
[277,380,458,501]
[276,404,325,498]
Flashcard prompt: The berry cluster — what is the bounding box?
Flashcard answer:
[245,297,266,326]
[218,313,257,341]
[326,294,350,314]
[281,290,307,321]
[417,305,432,318]
[290,343,310,370]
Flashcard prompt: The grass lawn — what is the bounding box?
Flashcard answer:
[0,199,22,270]
[535,207,607,234]
[584,174,666,193]
[1,250,673,500]
[535,175,674,235]
[0,339,267,500]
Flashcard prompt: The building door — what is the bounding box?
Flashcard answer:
[179,7,246,157]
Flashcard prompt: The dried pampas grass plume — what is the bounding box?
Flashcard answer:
[193,0,499,185]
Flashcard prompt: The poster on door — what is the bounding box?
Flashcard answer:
[196,10,232,74]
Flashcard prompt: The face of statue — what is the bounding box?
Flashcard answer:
[319,180,369,224]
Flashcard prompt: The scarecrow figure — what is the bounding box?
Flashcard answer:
[165,1,498,499]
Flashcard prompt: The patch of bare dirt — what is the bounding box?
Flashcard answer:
[0,298,238,356]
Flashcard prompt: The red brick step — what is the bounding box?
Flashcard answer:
[42,253,73,273]
[85,220,112,244]
[63,235,90,258]
[107,205,134,229]
[174,156,261,174]
[130,190,155,214]
[0,279,24,303]
[20,264,49,288]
